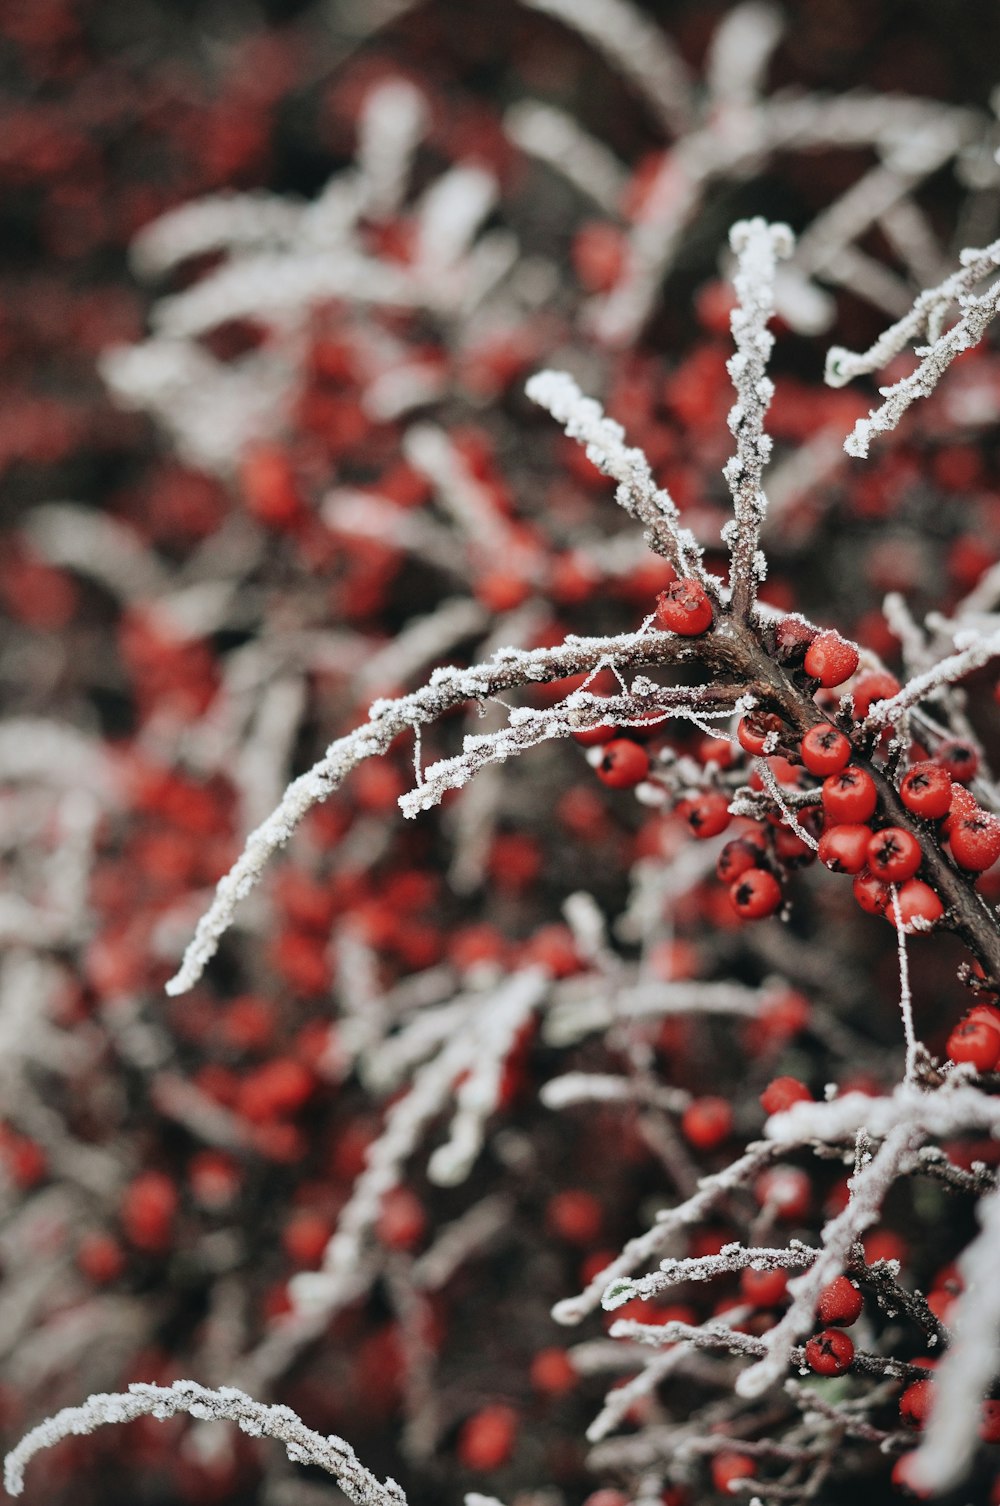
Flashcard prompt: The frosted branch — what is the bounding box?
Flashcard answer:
[520,0,695,137]
[863,627,1000,730]
[910,1182,1000,1492]
[167,629,684,994]
[825,235,1000,456]
[526,370,704,576]
[723,218,793,617]
[4,1381,406,1506]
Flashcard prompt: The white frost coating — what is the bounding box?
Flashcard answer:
[863,626,1000,730]
[540,1072,690,1114]
[825,235,1000,455]
[910,1183,1000,1492]
[129,191,304,279]
[427,968,547,1185]
[526,369,703,576]
[764,1080,1000,1147]
[355,79,428,219]
[167,627,675,994]
[25,504,167,601]
[4,1380,406,1506]
[723,218,792,616]
[520,0,695,137]
[413,165,498,273]
[737,1120,921,1399]
[404,424,512,552]
[0,720,112,797]
[889,887,921,1081]
[705,2,783,109]
[503,101,627,211]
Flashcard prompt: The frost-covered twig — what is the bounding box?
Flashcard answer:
[826,235,1000,455]
[166,628,693,994]
[526,370,704,577]
[4,1381,406,1506]
[862,626,1000,730]
[722,218,792,618]
[910,1181,1000,1492]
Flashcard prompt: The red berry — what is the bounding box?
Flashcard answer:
[547,1189,603,1244]
[717,836,766,883]
[729,868,782,920]
[950,811,1000,872]
[595,739,650,789]
[818,823,872,874]
[893,879,945,933]
[737,711,785,756]
[682,791,731,839]
[530,1348,576,1396]
[681,1096,733,1149]
[740,1267,789,1307]
[457,1405,518,1470]
[654,579,713,636]
[800,722,852,776]
[774,615,818,665]
[866,827,922,883]
[853,868,891,915]
[77,1232,126,1285]
[980,1400,1000,1444]
[377,1187,427,1251]
[935,738,980,783]
[943,781,980,835]
[947,1016,1000,1072]
[900,1378,936,1429]
[816,1275,863,1327]
[804,1328,854,1375]
[711,1453,756,1495]
[121,1170,178,1253]
[850,670,901,718]
[822,766,877,824]
[755,1165,811,1221]
[803,631,860,688]
[899,762,952,820]
[760,1077,812,1115]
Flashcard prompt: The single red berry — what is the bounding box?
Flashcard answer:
[818,823,872,874]
[546,1189,603,1244]
[950,811,1000,872]
[457,1405,518,1470]
[654,580,713,636]
[711,1453,756,1496]
[737,711,785,756]
[893,879,944,932]
[850,670,901,718]
[947,1016,1000,1072]
[595,739,650,789]
[800,723,852,776]
[853,868,891,915]
[740,1267,789,1307]
[682,791,732,839]
[377,1187,426,1251]
[899,762,952,820]
[77,1232,126,1285]
[935,738,980,784]
[530,1348,577,1396]
[773,816,821,866]
[774,615,818,665]
[900,1379,936,1429]
[980,1400,1000,1444]
[822,766,877,824]
[729,868,782,920]
[755,1165,811,1221]
[121,1170,178,1253]
[681,1096,733,1150]
[816,1275,863,1327]
[866,827,922,883]
[942,782,979,835]
[804,1328,854,1376]
[697,735,735,768]
[717,836,766,883]
[803,631,860,688]
[760,1077,813,1115]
